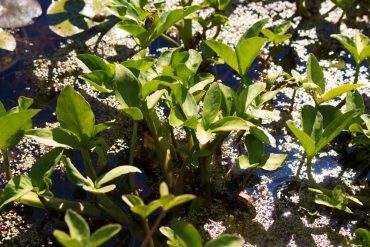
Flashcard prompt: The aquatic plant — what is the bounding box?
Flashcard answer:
[1,1,370,245]
[160,219,243,247]
[54,209,121,247]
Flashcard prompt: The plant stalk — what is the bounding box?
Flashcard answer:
[1,148,12,181]
[160,33,181,47]
[142,219,155,247]
[81,149,97,180]
[290,89,297,112]
[141,211,166,247]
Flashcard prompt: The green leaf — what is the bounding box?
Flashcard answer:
[83,184,117,194]
[89,224,121,247]
[219,83,237,116]
[76,54,112,75]
[114,64,141,108]
[189,73,215,93]
[0,110,39,149]
[53,230,80,247]
[121,194,144,207]
[57,85,95,143]
[130,201,162,219]
[146,89,166,109]
[240,82,266,112]
[307,54,325,93]
[244,134,264,164]
[286,121,316,157]
[318,84,364,104]
[236,37,267,75]
[202,83,222,129]
[359,46,370,62]
[260,153,287,171]
[173,84,198,119]
[116,20,149,47]
[0,175,33,209]
[160,220,202,247]
[205,235,244,247]
[65,210,90,244]
[331,34,359,64]
[80,71,114,93]
[18,96,34,111]
[203,40,239,73]
[210,116,254,132]
[237,155,258,170]
[250,126,276,147]
[317,105,343,128]
[95,166,141,188]
[147,5,200,47]
[346,90,365,114]
[239,18,268,40]
[30,147,64,190]
[274,21,292,35]
[122,107,143,121]
[62,156,89,186]
[0,101,6,117]
[301,105,323,142]
[160,182,169,197]
[315,111,356,153]
[163,194,196,211]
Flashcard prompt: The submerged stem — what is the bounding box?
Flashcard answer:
[1,148,12,181]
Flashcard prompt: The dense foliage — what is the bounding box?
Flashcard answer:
[0,0,369,246]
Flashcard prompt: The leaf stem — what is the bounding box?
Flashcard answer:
[81,149,97,180]
[141,211,166,247]
[160,33,181,47]
[1,148,12,181]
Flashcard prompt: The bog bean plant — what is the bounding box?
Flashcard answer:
[1,0,370,246]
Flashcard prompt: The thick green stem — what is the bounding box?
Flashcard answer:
[306,157,319,188]
[81,149,96,180]
[160,33,181,47]
[1,148,12,181]
[141,211,165,247]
